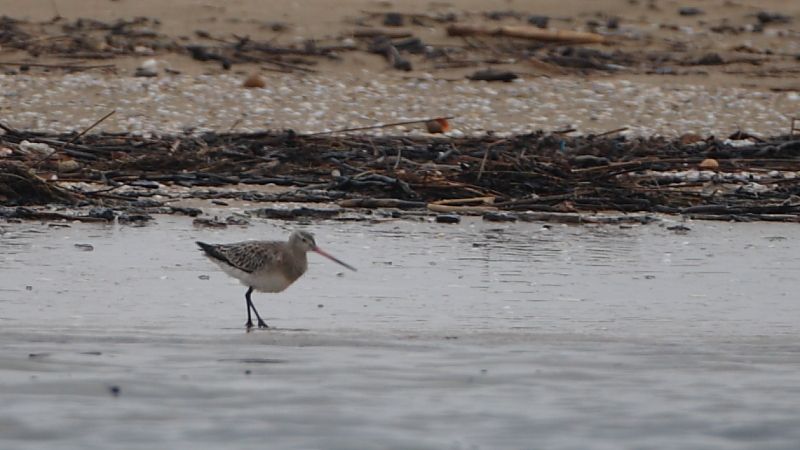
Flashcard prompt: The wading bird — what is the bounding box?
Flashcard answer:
[197,230,356,329]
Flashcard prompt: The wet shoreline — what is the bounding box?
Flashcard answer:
[2,216,799,448]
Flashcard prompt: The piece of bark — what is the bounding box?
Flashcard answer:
[353,28,414,39]
[467,69,518,82]
[446,24,606,45]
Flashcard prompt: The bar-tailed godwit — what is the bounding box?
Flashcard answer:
[197,230,356,329]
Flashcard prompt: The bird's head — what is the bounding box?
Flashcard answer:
[289,230,357,272]
[289,230,317,252]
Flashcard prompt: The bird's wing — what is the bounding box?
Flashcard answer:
[215,241,283,273]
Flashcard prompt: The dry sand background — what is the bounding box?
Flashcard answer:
[1,0,799,136]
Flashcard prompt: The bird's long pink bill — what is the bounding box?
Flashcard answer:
[314,247,357,272]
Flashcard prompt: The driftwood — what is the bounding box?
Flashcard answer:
[0,162,75,205]
[6,207,109,222]
[353,28,414,39]
[427,204,498,214]
[515,211,656,224]
[467,69,518,82]
[447,24,606,45]
[2,127,800,222]
[338,198,426,209]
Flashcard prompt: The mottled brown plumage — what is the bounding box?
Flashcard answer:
[197,230,356,329]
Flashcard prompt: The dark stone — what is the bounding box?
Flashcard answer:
[435,214,461,224]
[383,13,404,27]
[118,213,154,224]
[394,37,426,53]
[170,206,203,217]
[696,53,724,65]
[678,7,704,16]
[134,67,158,77]
[88,207,115,221]
[527,15,549,28]
[756,11,792,25]
[393,58,413,71]
[482,212,518,222]
[467,69,518,82]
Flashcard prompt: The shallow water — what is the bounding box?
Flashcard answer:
[1,216,799,449]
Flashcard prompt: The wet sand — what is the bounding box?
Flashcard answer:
[2,217,799,449]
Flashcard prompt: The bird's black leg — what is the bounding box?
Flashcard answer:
[244,287,254,329]
[245,286,269,329]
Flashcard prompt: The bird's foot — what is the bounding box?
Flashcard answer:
[245,320,254,329]
[257,320,269,329]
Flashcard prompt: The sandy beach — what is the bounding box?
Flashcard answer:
[2,1,800,449]
[2,0,799,136]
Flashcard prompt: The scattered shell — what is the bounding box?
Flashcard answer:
[723,139,754,148]
[243,73,266,88]
[133,45,154,55]
[698,158,719,170]
[58,159,81,172]
[425,118,451,134]
[18,140,54,157]
[0,73,796,138]
[447,129,465,138]
[134,59,159,77]
[679,133,704,145]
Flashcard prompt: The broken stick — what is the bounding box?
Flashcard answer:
[446,24,606,45]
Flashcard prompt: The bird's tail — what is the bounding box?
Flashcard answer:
[196,241,215,254]
[196,241,234,266]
